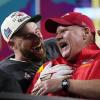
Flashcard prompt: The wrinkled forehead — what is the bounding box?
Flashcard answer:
[56,25,84,33]
[28,22,38,30]
[21,22,38,33]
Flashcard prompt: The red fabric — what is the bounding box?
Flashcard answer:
[27,56,68,94]
[45,12,95,34]
[27,43,100,96]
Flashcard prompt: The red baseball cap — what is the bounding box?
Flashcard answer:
[45,12,95,34]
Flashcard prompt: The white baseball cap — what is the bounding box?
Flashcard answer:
[1,11,42,42]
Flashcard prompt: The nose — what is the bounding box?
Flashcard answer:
[56,33,63,41]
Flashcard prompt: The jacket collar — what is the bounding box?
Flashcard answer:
[70,43,100,66]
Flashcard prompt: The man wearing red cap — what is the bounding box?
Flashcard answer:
[31,12,100,99]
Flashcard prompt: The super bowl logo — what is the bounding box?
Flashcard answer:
[11,12,24,18]
[11,12,30,23]
[17,16,30,22]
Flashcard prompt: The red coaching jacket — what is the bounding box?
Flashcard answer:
[27,43,100,96]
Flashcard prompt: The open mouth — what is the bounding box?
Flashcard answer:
[59,42,68,49]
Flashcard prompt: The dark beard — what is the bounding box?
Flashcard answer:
[20,49,45,62]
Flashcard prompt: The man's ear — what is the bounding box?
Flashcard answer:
[84,27,91,35]
[83,27,90,40]
[97,30,100,36]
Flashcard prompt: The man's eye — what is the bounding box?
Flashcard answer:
[24,34,32,39]
[62,29,68,33]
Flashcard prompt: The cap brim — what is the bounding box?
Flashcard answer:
[45,18,71,34]
[29,14,42,23]
[11,14,42,38]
